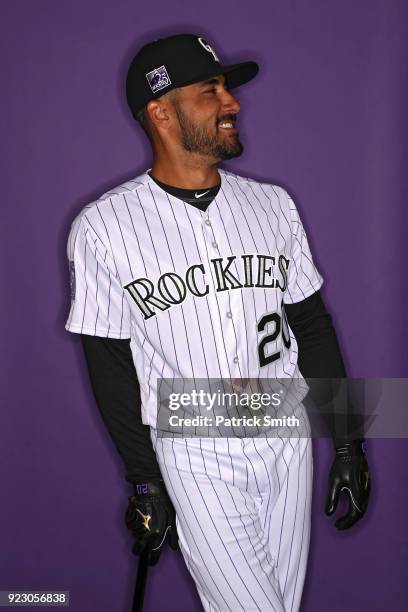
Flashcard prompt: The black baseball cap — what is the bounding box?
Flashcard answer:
[126,33,259,119]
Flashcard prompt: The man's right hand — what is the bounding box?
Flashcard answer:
[125,480,179,565]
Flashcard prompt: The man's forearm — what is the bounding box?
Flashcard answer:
[284,291,363,445]
[80,334,162,483]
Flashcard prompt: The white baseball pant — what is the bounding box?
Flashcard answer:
[150,430,313,612]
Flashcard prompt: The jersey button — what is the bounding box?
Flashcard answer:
[226,312,232,318]
[212,241,218,249]
[233,356,239,363]
[205,219,211,226]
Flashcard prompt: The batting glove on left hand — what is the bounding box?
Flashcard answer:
[125,479,179,565]
[325,439,371,530]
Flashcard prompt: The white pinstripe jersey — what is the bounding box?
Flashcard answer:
[65,168,323,427]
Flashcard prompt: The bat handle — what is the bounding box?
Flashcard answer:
[132,547,150,612]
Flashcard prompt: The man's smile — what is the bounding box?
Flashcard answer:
[218,120,238,133]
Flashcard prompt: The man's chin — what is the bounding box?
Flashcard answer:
[213,133,243,160]
[219,143,244,160]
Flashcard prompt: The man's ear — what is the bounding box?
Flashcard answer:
[146,97,174,132]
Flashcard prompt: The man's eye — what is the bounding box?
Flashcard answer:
[204,89,217,93]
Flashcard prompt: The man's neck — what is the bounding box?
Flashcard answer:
[148,171,221,211]
[150,157,220,190]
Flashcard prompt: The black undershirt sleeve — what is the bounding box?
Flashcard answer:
[284,290,347,378]
[80,334,162,484]
[284,290,361,445]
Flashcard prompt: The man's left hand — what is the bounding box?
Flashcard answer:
[125,479,178,565]
[325,439,371,530]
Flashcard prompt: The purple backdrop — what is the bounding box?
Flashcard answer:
[1,1,407,610]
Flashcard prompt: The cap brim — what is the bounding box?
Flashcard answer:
[221,61,259,88]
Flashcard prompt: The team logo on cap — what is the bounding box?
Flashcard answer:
[198,37,220,62]
[146,65,171,93]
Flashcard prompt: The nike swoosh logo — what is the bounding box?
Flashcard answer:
[195,190,210,199]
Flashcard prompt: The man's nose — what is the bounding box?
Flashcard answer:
[221,89,240,114]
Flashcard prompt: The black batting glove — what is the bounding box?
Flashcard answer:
[125,479,179,565]
[325,439,371,530]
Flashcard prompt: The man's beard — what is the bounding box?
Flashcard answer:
[174,103,243,160]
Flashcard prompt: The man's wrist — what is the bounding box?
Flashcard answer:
[333,438,366,456]
[132,479,165,496]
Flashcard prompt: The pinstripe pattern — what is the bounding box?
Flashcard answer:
[65,168,322,611]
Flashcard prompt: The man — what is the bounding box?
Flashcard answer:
[65,33,370,611]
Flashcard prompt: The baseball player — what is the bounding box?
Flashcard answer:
[65,34,370,611]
